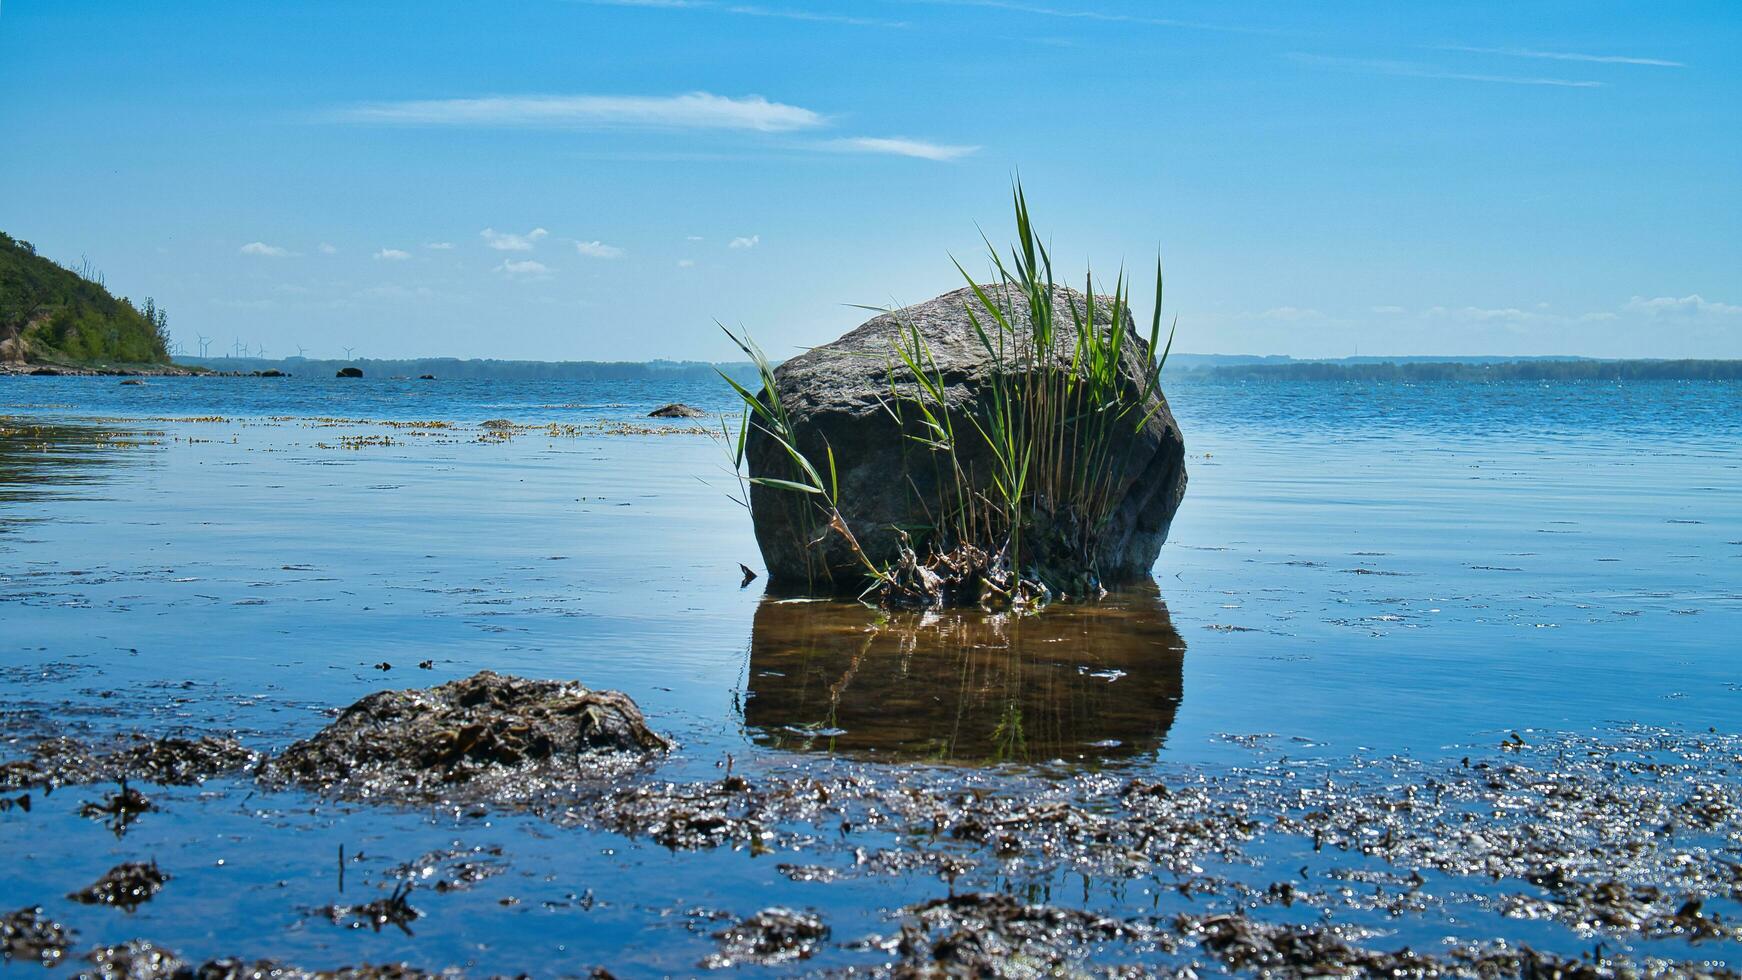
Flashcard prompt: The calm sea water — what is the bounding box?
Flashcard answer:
[1,374,1738,972]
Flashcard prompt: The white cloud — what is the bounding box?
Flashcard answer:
[1426,305,1535,322]
[822,136,980,161]
[1436,45,1683,68]
[362,283,437,300]
[1623,294,1742,317]
[374,248,411,261]
[677,258,696,268]
[496,259,551,279]
[481,227,549,251]
[1254,306,1324,321]
[318,243,338,255]
[1371,305,1407,314]
[1290,53,1601,88]
[426,241,455,250]
[729,235,760,249]
[686,235,704,241]
[334,92,825,133]
[574,240,625,259]
[240,241,292,257]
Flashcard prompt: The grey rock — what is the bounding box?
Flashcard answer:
[746,284,1185,590]
[648,402,706,419]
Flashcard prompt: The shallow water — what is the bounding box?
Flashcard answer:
[1,376,1738,973]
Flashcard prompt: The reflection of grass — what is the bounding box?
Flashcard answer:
[990,700,1027,763]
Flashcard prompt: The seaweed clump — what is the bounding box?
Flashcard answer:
[260,670,669,801]
[703,908,829,968]
[0,907,75,968]
[69,861,168,910]
[0,735,256,791]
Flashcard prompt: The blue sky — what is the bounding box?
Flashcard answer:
[2,1,1738,361]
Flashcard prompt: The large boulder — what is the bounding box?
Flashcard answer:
[747,284,1186,591]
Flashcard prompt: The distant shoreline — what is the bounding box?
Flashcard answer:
[1177,358,1742,381]
[5,355,1739,382]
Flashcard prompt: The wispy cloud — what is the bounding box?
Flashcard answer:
[481,227,549,251]
[1290,53,1601,88]
[822,136,980,161]
[1437,45,1683,68]
[905,0,1277,36]
[496,259,551,279]
[318,243,338,255]
[1254,306,1325,321]
[426,241,455,250]
[240,241,293,257]
[374,248,411,261]
[1624,294,1742,316]
[729,235,760,249]
[574,240,625,258]
[332,92,825,133]
[581,0,908,28]
[677,258,697,268]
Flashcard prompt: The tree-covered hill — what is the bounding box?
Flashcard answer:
[1,231,170,365]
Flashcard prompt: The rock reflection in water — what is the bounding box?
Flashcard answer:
[742,585,1186,764]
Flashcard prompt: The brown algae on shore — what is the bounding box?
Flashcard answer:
[2,664,1741,974]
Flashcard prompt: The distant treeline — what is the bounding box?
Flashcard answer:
[177,355,759,383]
[1192,359,1742,382]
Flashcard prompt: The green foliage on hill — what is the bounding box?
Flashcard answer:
[0,231,170,364]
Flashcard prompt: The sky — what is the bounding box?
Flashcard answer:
[1,1,1738,362]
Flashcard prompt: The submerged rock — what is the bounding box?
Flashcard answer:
[69,861,168,910]
[746,284,1187,591]
[648,402,706,419]
[261,670,669,798]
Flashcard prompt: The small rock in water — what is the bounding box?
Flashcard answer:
[119,379,146,386]
[419,374,435,380]
[648,402,706,419]
[260,670,669,799]
[336,367,364,378]
[68,861,168,910]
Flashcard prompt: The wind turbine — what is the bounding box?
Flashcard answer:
[196,334,211,357]
[295,345,308,359]
[343,346,356,360]
[255,344,266,358]
[233,337,244,358]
